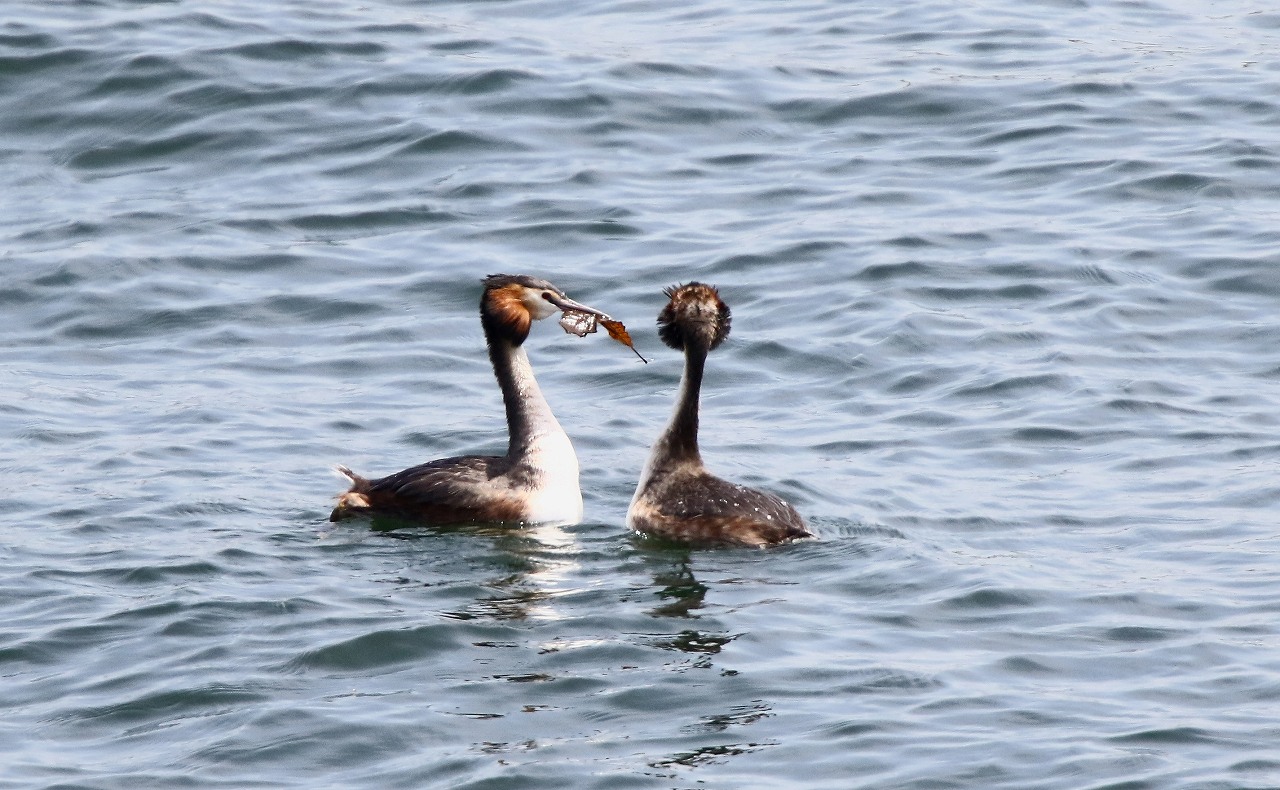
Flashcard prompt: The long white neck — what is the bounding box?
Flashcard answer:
[490,339,582,523]
[496,343,568,457]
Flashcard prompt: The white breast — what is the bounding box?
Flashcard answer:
[521,429,583,525]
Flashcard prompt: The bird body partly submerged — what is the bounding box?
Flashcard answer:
[333,447,579,526]
[628,282,811,548]
[332,423,581,526]
[331,274,608,527]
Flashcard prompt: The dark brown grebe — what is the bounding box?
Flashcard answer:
[331,274,611,527]
[627,283,811,548]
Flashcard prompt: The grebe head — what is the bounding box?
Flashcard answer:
[657,282,731,352]
[481,274,608,345]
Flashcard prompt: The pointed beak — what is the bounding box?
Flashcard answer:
[545,293,611,319]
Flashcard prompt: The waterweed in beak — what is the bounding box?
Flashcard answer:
[559,310,647,363]
[560,310,599,337]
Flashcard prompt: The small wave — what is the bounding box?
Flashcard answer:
[397,129,527,156]
[910,284,1054,303]
[68,129,266,174]
[951,374,1071,399]
[476,219,644,242]
[63,685,268,727]
[975,123,1078,147]
[772,85,987,127]
[1109,726,1221,745]
[288,625,462,672]
[217,38,385,62]
[941,587,1040,610]
[855,260,937,282]
[343,68,537,99]
[287,206,458,234]
[0,45,93,78]
[1101,625,1180,643]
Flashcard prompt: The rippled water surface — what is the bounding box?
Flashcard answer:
[4,0,1280,787]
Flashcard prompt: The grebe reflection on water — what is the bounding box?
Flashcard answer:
[331,274,612,527]
[627,283,811,548]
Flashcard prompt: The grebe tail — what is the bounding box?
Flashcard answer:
[627,282,811,548]
[331,274,611,527]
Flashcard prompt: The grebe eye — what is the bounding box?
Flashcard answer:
[541,291,555,302]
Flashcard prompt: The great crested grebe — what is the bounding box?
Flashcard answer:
[331,274,612,527]
[628,283,811,548]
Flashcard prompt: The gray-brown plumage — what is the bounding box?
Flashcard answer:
[627,283,811,548]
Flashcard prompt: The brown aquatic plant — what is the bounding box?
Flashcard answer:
[559,310,647,362]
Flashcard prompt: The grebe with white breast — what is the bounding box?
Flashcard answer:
[331,274,612,527]
[627,283,811,548]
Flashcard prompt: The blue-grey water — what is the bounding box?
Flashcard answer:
[4,0,1280,787]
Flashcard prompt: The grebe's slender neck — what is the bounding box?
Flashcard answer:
[487,331,564,460]
[654,339,709,465]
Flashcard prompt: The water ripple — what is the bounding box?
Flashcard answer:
[4,1,1280,788]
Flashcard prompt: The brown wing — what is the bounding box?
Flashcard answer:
[632,471,810,548]
[335,455,527,525]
